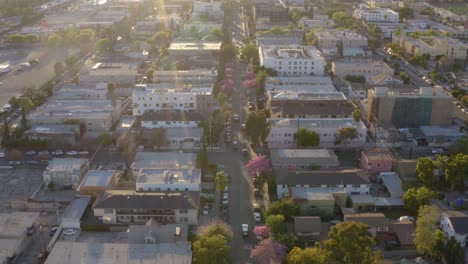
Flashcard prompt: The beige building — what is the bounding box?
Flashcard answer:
[332,59,394,77]
[314,30,368,56]
[78,170,119,198]
[393,35,468,60]
[43,158,89,190]
[367,86,453,128]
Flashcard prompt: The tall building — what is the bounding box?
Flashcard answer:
[353,7,399,23]
[314,29,368,56]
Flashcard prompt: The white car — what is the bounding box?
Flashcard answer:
[254,212,261,222]
[233,114,239,121]
[25,150,36,155]
[38,150,49,155]
[0,152,5,158]
[63,229,77,236]
[202,206,209,216]
[78,151,89,155]
[52,150,64,155]
[242,224,249,236]
[398,216,415,222]
[222,196,229,205]
[66,151,77,156]
[431,148,443,154]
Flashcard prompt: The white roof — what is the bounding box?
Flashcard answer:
[80,170,116,187]
[63,196,91,220]
[378,172,404,197]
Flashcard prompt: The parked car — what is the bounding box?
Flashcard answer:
[78,151,89,155]
[398,216,415,222]
[222,196,229,205]
[38,150,49,155]
[431,148,443,154]
[27,224,37,236]
[242,224,249,236]
[8,161,21,165]
[26,160,41,165]
[25,150,36,155]
[254,212,261,222]
[233,114,239,121]
[66,151,77,156]
[52,150,64,155]
[202,206,209,216]
[63,229,77,236]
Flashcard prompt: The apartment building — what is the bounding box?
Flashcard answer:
[256,32,304,46]
[140,111,204,129]
[80,63,138,86]
[267,91,353,118]
[276,169,371,199]
[136,169,201,192]
[131,152,197,179]
[132,84,212,116]
[367,86,453,128]
[265,76,336,93]
[253,5,290,23]
[353,7,399,23]
[366,0,397,8]
[299,17,335,31]
[314,30,368,56]
[192,1,224,19]
[24,124,80,147]
[259,45,326,76]
[42,158,89,190]
[93,190,199,225]
[393,35,468,60]
[332,59,394,78]
[153,69,217,85]
[168,41,221,59]
[270,148,339,170]
[268,118,367,149]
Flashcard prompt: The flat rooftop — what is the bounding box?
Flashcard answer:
[62,196,91,220]
[0,212,39,238]
[168,42,222,51]
[363,149,393,161]
[137,169,201,185]
[262,45,323,59]
[44,242,192,264]
[269,118,366,130]
[420,126,466,137]
[154,69,217,76]
[80,170,116,187]
[27,124,80,134]
[270,91,347,100]
[89,63,137,75]
[46,158,88,172]
[291,187,335,201]
[315,29,367,40]
[132,152,197,169]
[270,148,339,165]
[333,59,391,68]
[32,99,117,113]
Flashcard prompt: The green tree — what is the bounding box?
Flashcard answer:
[65,56,79,69]
[445,236,465,264]
[352,108,362,122]
[241,43,259,64]
[8,34,25,43]
[1,119,10,146]
[220,43,238,61]
[24,34,39,43]
[289,9,304,22]
[152,128,167,149]
[287,247,325,264]
[197,221,233,241]
[454,136,468,154]
[209,28,224,40]
[54,62,64,76]
[20,97,33,114]
[20,105,28,130]
[47,181,56,192]
[399,72,410,84]
[295,128,320,148]
[332,12,355,28]
[47,33,61,48]
[445,153,468,190]
[106,82,116,99]
[95,38,112,54]
[398,7,414,20]
[265,198,299,221]
[245,110,268,145]
[323,222,382,264]
[337,39,344,58]
[214,171,229,192]
[217,93,227,106]
[197,142,208,169]
[403,187,435,214]
[97,132,114,146]
[414,205,443,259]
[193,234,230,264]
[265,214,286,236]
[336,127,358,146]
[416,157,435,187]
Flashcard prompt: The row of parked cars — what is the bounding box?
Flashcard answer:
[25,150,89,156]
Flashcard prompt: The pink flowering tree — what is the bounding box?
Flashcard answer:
[250,238,287,264]
[253,225,270,239]
[246,156,270,177]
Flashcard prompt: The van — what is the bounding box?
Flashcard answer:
[3,104,11,111]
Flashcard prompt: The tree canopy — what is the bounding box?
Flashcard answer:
[193,234,230,264]
[403,186,435,214]
[250,238,287,264]
[287,247,325,264]
[416,157,435,187]
[241,43,259,64]
[295,128,320,148]
[265,214,286,235]
[245,110,268,144]
[414,205,444,259]
[265,198,299,222]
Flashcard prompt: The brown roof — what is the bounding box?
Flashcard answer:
[294,216,322,234]
[396,159,417,178]
[344,213,390,228]
[390,221,415,246]
[362,149,393,161]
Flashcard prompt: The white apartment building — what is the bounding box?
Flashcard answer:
[131,152,197,179]
[259,45,326,76]
[265,76,336,93]
[268,118,367,149]
[354,8,399,23]
[193,1,224,19]
[132,84,212,116]
[314,29,368,56]
[140,112,203,129]
[332,59,394,77]
[153,69,217,85]
[42,158,89,190]
[136,169,201,192]
[80,63,138,86]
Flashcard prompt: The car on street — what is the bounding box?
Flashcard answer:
[233,114,239,121]
[66,151,77,156]
[49,227,59,237]
[233,136,238,147]
[202,206,209,216]
[225,136,231,143]
[78,151,89,155]
[222,196,229,205]
[431,148,443,154]
[242,149,248,157]
[38,150,49,155]
[9,161,21,165]
[226,126,231,132]
[398,216,415,222]
[254,212,261,222]
[63,229,77,236]
[25,150,36,155]
[26,160,41,165]
[52,150,64,155]
[27,224,37,236]
[242,224,249,236]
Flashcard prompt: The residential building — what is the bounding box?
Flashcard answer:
[53,85,108,100]
[132,84,212,116]
[136,169,201,192]
[0,212,40,264]
[253,5,290,23]
[367,86,453,128]
[127,221,188,244]
[192,1,224,19]
[299,17,335,31]
[353,7,399,23]
[256,32,303,46]
[140,112,204,129]
[393,35,468,60]
[389,220,415,246]
[267,91,353,119]
[94,190,199,225]
[440,211,468,247]
[24,124,81,147]
[131,16,158,39]
[360,149,393,176]
[62,196,91,230]
[344,213,390,236]
[366,0,397,8]
[268,118,367,149]
[80,63,138,86]
[78,170,119,198]
[260,45,325,76]
[265,76,336,93]
[290,188,337,216]
[314,29,368,56]
[27,99,122,133]
[42,158,89,190]
[276,169,371,199]
[367,73,403,85]
[332,59,394,78]
[140,127,203,149]
[44,242,192,264]
[270,148,339,170]
[377,172,404,199]
[131,152,197,179]
[419,126,465,147]
[293,216,330,241]
[153,69,217,85]
[168,42,221,58]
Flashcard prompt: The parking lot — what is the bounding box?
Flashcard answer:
[0,167,44,210]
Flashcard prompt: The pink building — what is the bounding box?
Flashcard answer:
[360,149,393,177]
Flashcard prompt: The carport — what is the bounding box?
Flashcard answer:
[61,196,91,229]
